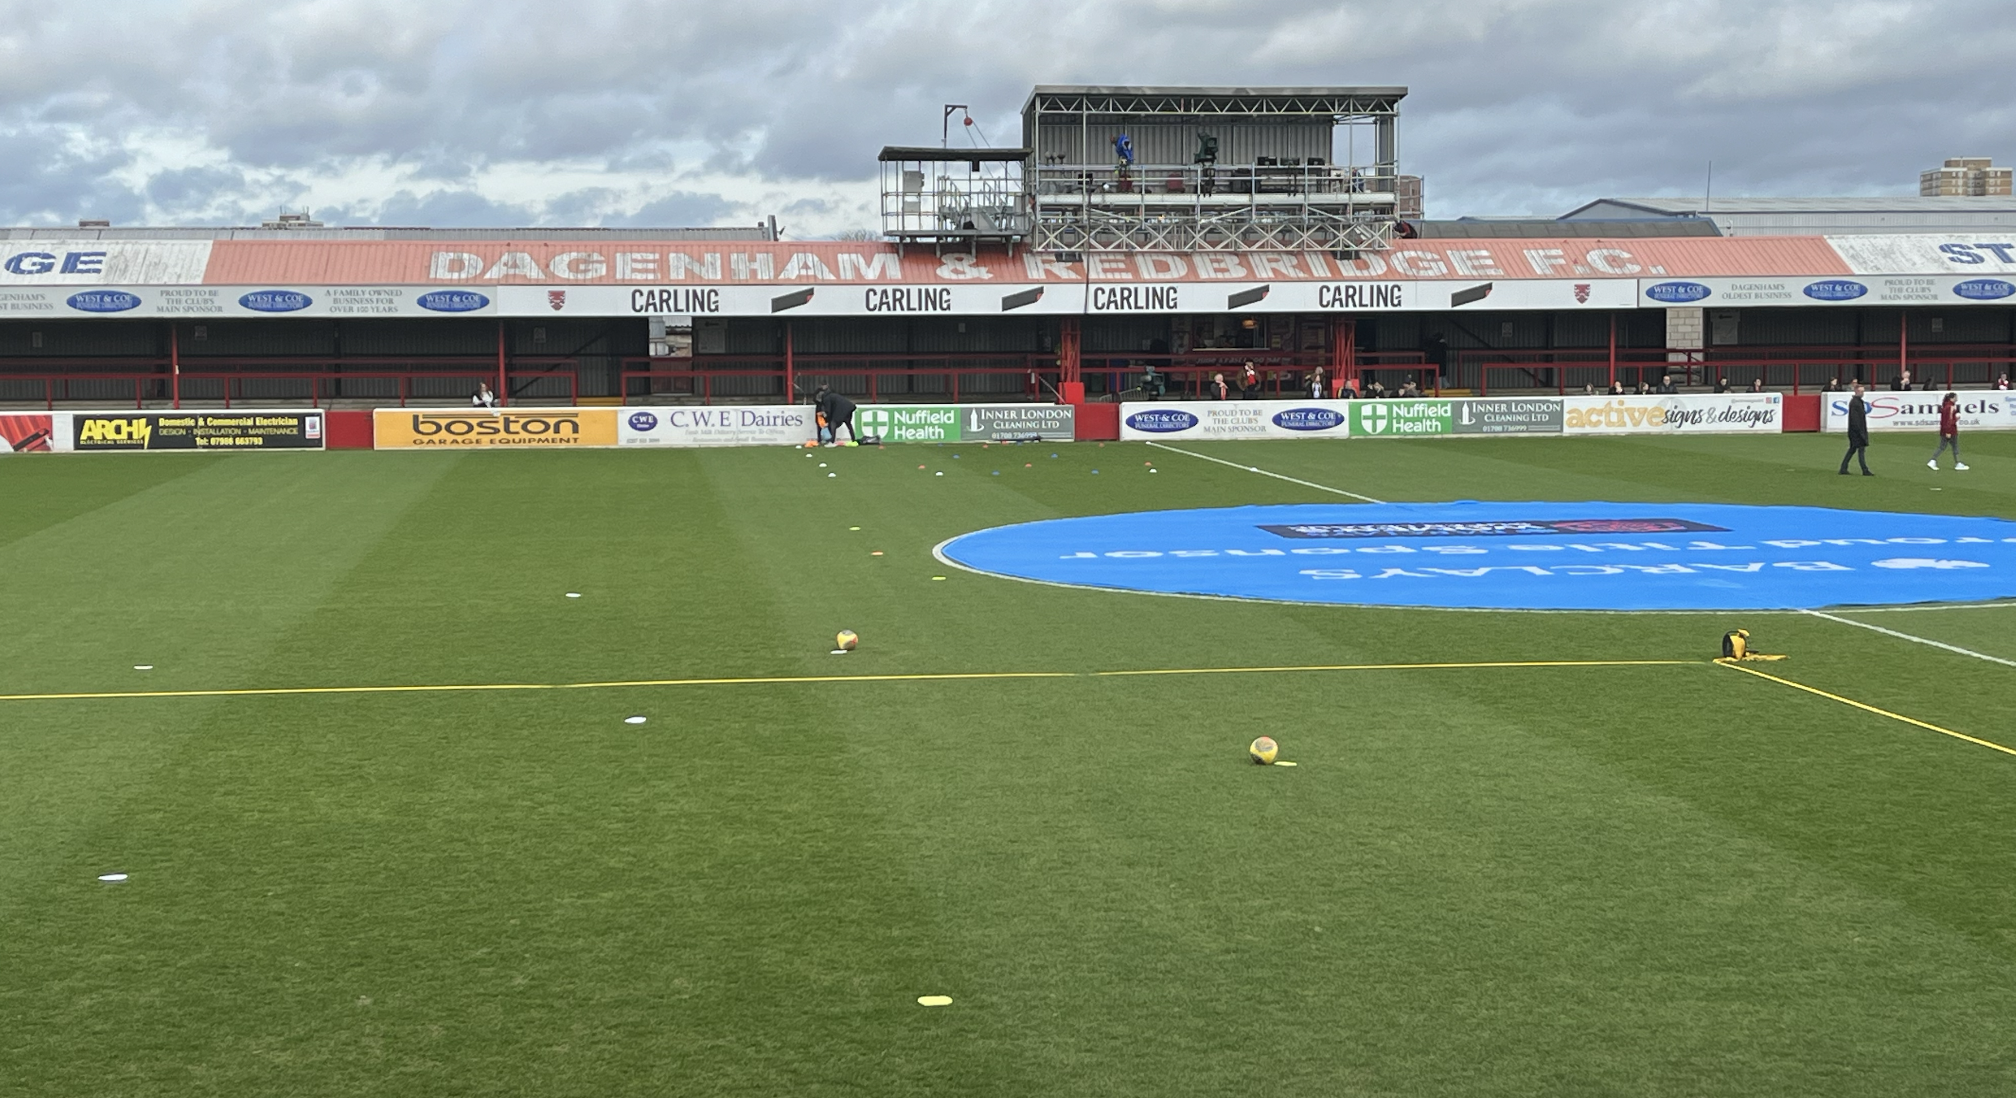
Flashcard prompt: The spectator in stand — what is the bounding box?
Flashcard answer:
[1824,376,1844,392]
[1657,373,1678,395]
[1208,372,1231,401]
[1749,378,1765,393]
[1713,376,1731,394]
[1839,383,1873,476]
[1890,369,1911,392]
[1398,378,1422,398]
[1306,365,1327,399]
[472,380,498,407]
[1929,392,1968,471]
[1923,375,1939,391]
[1608,380,1625,396]
[1365,379,1388,399]
[1239,361,1261,400]
[1999,373,2011,390]
[1635,380,1651,395]
[1139,363,1166,401]
[1581,383,1595,395]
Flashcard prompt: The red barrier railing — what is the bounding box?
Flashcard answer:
[0,370,578,409]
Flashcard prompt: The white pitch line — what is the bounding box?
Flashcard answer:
[1801,609,2016,668]
[1144,442,1385,503]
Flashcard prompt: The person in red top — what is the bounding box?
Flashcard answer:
[1928,392,1968,471]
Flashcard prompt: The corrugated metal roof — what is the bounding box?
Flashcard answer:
[0,226,773,241]
[1419,219,1721,238]
[1030,84,1409,97]
[1568,196,2016,216]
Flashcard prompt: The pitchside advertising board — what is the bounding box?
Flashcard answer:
[1561,393,1782,435]
[372,404,1073,449]
[1822,391,2016,432]
[0,411,324,452]
[1120,394,1774,441]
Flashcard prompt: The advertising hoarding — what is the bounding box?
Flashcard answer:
[1821,391,2016,432]
[1118,400,1353,441]
[372,408,619,449]
[69,411,324,451]
[1562,394,1782,435]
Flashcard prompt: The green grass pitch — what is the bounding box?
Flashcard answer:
[3,431,2015,1097]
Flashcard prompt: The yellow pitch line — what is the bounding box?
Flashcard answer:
[1715,660,2016,758]
[0,659,1689,704]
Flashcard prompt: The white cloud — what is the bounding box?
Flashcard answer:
[0,0,2006,234]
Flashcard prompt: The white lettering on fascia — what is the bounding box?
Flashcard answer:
[668,253,723,280]
[1522,248,1569,275]
[1586,248,1642,274]
[1447,249,1503,277]
[1088,254,1131,280]
[431,252,482,279]
[1024,253,1078,280]
[1388,250,1448,277]
[484,252,544,280]
[780,253,837,280]
[729,254,776,280]
[838,253,902,280]
[1135,254,1188,279]
[1251,254,1303,278]
[1193,254,1247,279]
[550,252,608,280]
[615,253,658,280]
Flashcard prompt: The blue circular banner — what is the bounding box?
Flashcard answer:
[938,502,2016,611]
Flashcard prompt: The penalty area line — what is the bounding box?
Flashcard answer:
[1143,442,1384,503]
[1715,660,2016,759]
[0,659,1691,705]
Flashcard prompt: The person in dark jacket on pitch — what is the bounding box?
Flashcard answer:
[814,385,858,446]
[1929,391,1968,471]
[1839,383,1873,475]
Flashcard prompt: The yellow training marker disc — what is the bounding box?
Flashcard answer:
[917,995,953,1007]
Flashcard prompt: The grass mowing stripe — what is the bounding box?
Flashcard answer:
[1096,659,1694,677]
[1143,441,1385,503]
[1801,608,2016,668]
[0,659,1693,704]
[1715,659,2016,758]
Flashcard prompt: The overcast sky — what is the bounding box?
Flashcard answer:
[2,0,2008,235]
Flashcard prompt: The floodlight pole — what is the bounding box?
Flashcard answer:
[942,105,968,148]
[169,323,180,409]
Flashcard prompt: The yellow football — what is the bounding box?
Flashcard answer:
[836,630,859,651]
[1249,736,1278,765]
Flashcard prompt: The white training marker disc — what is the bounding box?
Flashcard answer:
[133,665,152,671]
[624,715,647,725]
[818,463,827,467]
[917,995,953,1007]
[566,592,582,598]
[828,472,837,478]
[830,649,849,655]
[98,873,128,882]
[1275,761,1298,767]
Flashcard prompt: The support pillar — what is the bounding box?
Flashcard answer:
[1329,318,1356,395]
[496,320,509,406]
[1899,310,1909,386]
[1057,317,1083,404]
[169,322,181,409]
[1607,312,1617,389]
[784,322,796,403]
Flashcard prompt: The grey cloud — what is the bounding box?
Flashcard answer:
[0,0,2007,228]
